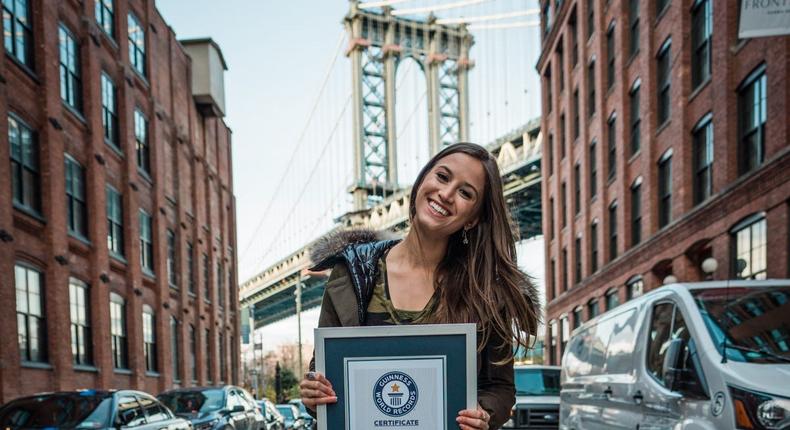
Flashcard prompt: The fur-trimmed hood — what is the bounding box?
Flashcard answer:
[309,228,396,269]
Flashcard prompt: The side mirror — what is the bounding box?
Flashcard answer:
[231,404,245,413]
[662,338,685,391]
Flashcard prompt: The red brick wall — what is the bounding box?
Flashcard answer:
[0,0,240,403]
[538,0,790,365]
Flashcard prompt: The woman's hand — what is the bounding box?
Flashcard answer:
[300,371,338,411]
[456,404,491,429]
[457,404,491,429]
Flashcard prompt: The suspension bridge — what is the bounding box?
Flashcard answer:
[237,0,545,335]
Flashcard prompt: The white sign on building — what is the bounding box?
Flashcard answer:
[739,0,790,39]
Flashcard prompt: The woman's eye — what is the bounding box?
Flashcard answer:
[459,189,472,199]
[436,172,448,182]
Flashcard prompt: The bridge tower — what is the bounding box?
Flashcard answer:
[345,1,474,210]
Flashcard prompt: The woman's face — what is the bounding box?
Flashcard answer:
[413,152,486,238]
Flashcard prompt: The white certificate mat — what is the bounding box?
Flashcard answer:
[344,356,446,429]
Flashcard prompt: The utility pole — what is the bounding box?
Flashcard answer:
[296,275,303,376]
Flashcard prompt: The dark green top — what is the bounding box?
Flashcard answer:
[365,255,438,325]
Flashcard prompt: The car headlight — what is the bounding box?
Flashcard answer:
[730,386,790,430]
[195,418,220,430]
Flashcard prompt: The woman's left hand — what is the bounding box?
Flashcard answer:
[456,404,491,429]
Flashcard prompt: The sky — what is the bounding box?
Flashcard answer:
[156,0,544,354]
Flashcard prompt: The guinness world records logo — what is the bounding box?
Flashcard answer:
[373,371,419,417]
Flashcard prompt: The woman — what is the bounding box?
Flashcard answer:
[300,143,540,429]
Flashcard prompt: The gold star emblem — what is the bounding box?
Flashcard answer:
[390,383,400,393]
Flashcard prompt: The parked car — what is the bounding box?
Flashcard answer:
[158,386,265,430]
[257,398,285,430]
[502,365,560,429]
[287,399,315,429]
[560,280,790,430]
[275,404,306,429]
[0,389,191,429]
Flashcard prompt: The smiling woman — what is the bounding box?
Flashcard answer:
[300,142,541,430]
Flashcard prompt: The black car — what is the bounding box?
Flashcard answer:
[158,386,265,430]
[0,389,191,429]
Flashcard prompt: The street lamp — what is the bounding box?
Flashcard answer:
[701,257,718,280]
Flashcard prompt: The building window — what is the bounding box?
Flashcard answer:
[65,156,87,239]
[189,325,197,382]
[3,0,33,66]
[657,0,670,17]
[590,221,599,273]
[170,316,180,382]
[561,182,567,227]
[607,114,616,179]
[59,24,83,113]
[606,288,620,310]
[570,10,578,67]
[9,115,39,214]
[187,242,195,294]
[626,276,643,300]
[549,196,555,239]
[143,305,156,372]
[106,186,124,257]
[557,44,564,92]
[587,61,596,117]
[219,333,226,382]
[548,133,554,175]
[69,278,91,365]
[574,236,582,284]
[217,262,225,308]
[545,69,553,114]
[656,38,672,126]
[586,0,594,39]
[573,88,580,139]
[631,179,642,247]
[738,65,767,176]
[110,293,127,369]
[573,307,583,329]
[560,113,566,158]
[629,80,641,156]
[95,0,114,38]
[574,163,581,215]
[128,13,146,76]
[628,0,639,57]
[609,201,618,261]
[561,248,568,292]
[542,2,552,35]
[732,214,767,280]
[550,258,557,298]
[588,298,599,319]
[693,113,714,205]
[589,140,597,198]
[16,264,47,363]
[205,328,212,383]
[658,151,673,228]
[691,0,711,89]
[167,230,178,287]
[606,24,615,90]
[203,253,211,302]
[135,109,150,175]
[560,315,569,357]
[549,320,558,365]
[101,73,119,148]
[139,210,153,274]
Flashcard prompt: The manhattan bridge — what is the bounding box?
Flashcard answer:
[238,0,545,346]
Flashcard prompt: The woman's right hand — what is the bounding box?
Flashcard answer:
[300,371,338,411]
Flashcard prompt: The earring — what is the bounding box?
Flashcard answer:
[462,229,469,245]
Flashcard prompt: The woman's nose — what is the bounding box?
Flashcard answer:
[437,185,454,203]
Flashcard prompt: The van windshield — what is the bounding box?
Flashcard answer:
[514,368,560,396]
[692,286,790,363]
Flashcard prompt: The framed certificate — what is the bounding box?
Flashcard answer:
[315,323,477,430]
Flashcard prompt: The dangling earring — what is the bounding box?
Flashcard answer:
[462,229,469,245]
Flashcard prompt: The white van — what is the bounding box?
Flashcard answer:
[503,364,561,429]
[560,280,790,430]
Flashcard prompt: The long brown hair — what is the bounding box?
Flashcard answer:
[409,143,540,362]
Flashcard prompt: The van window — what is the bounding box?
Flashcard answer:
[646,302,690,386]
[604,309,638,374]
[564,329,592,377]
[588,318,614,373]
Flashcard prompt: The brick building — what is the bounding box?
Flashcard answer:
[0,0,240,402]
[537,0,790,365]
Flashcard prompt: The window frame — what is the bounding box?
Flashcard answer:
[127,12,146,77]
[631,177,642,247]
[16,263,48,363]
[167,229,178,288]
[134,108,150,176]
[606,23,615,90]
[605,288,620,310]
[691,0,712,89]
[95,0,115,39]
[65,155,88,239]
[3,0,34,67]
[69,277,92,366]
[590,220,599,273]
[692,113,714,205]
[609,201,618,261]
[730,213,767,280]
[629,79,641,156]
[587,59,596,117]
[658,150,673,228]
[574,235,582,284]
[628,0,640,57]
[106,185,124,258]
[101,72,119,149]
[139,209,154,275]
[589,140,597,198]
[607,113,616,180]
[58,23,82,113]
[9,113,40,214]
[656,38,672,126]
[574,163,581,215]
[143,305,157,373]
[737,64,767,176]
[110,292,128,369]
[171,316,181,382]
